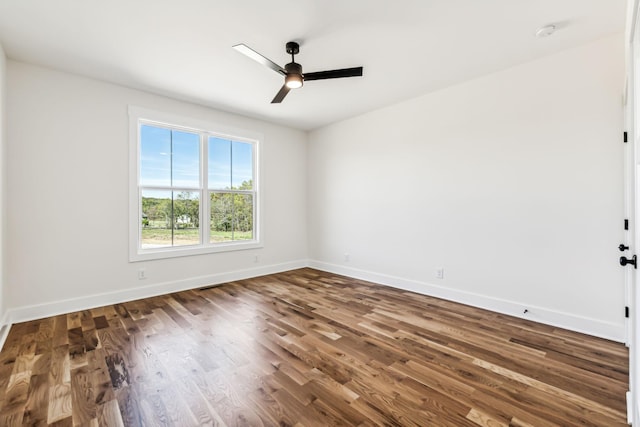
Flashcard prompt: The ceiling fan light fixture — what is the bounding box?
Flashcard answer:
[285,73,303,89]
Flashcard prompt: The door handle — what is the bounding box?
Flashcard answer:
[620,255,637,269]
[619,244,630,251]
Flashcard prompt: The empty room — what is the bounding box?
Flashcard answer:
[0,0,636,426]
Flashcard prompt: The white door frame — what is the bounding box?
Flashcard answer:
[627,0,640,423]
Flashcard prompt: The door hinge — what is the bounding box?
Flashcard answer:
[626,306,630,318]
[625,219,629,230]
[624,131,628,143]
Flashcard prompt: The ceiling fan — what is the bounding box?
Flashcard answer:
[233,41,364,104]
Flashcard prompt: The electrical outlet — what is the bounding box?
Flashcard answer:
[138,268,146,280]
[344,253,350,262]
[435,268,444,279]
[254,255,259,263]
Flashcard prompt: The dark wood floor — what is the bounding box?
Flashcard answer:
[0,268,629,426]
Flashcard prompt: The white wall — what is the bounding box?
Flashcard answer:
[308,34,626,340]
[5,61,308,320]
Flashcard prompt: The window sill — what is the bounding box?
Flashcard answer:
[129,240,263,262]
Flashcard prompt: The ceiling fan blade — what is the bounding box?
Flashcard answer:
[232,44,286,75]
[271,85,291,103]
[304,67,363,81]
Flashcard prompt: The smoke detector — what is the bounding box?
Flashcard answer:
[535,24,556,38]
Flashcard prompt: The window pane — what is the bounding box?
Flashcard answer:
[210,192,233,242]
[141,189,172,248]
[140,125,171,187]
[233,194,253,240]
[209,137,231,189]
[141,190,200,248]
[209,192,254,243]
[232,141,253,190]
[173,191,200,246]
[172,131,200,188]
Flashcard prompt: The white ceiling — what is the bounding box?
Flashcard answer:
[0,0,626,130]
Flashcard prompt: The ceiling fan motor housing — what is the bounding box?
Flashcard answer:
[285,62,302,75]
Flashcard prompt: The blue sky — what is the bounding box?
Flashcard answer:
[140,125,199,188]
[140,124,254,199]
[208,137,253,190]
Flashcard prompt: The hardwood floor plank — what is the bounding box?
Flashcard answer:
[172,376,226,426]
[114,387,143,427]
[466,407,507,427]
[5,369,32,413]
[46,384,71,424]
[1,406,26,427]
[21,373,50,426]
[87,349,114,407]
[51,317,68,349]
[92,317,108,331]
[70,366,96,425]
[0,268,629,426]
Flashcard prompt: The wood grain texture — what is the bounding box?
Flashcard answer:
[0,268,629,426]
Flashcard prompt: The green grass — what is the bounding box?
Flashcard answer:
[210,230,252,243]
[142,227,252,246]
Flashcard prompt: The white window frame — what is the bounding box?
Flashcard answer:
[129,106,262,262]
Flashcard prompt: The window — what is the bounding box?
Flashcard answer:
[129,107,261,261]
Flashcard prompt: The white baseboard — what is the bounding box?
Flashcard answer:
[627,391,633,425]
[0,311,10,351]
[4,260,307,326]
[308,260,625,343]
